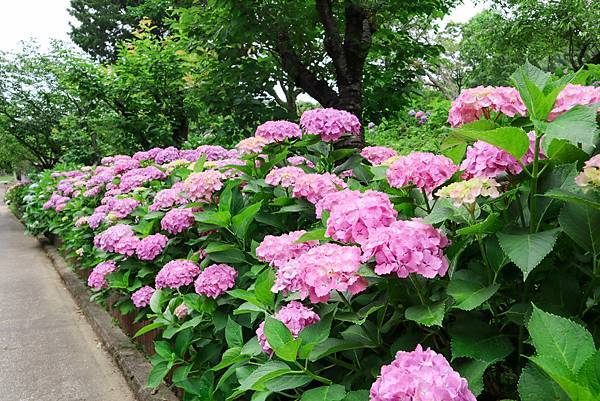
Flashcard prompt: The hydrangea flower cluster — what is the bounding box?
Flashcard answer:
[575,154,600,189]
[548,84,600,121]
[161,208,196,234]
[287,156,315,168]
[235,136,269,155]
[387,152,458,193]
[265,166,306,188]
[361,219,450,279]
[118,167,166,193]
[155,146,181,164]
[133,147,161,161]
[300,108,361,142]
[183,170,223,202]
[448,86,527,127]
[93,224,140,256]
[131,286,155,308]
[194,264,237,298]
[360,146,398,165]
[316,190,397,245]
[370,345,476,401]
[87,261,116,290]
[107,197,140,219]
[112,156,140,174]
[43,193,70,211]
[408,109,429,125]
[436,177,501,207]
[136,233,169,261]
[196,145,232,161]
[173,303,188,319]
[155,260,200,289]
[255,120,302,143]
[292,173,347,204]
[256,230,318,268]
[460,141,522,178]
[273,244,367,303]
[149,182,188,211]
[256,301,320,355]
[87,212,107,229]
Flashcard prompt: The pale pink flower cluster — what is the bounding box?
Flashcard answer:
[133,147,161,161]
[361,219,450,279]
[287,156,315,168]
[256,230,318,268]
[370,345,476,401]
[149,182,187,211]
[292,173,347,204]
[136,234,169,261]
[460,141,522,178]
[112,156,140,174]
[155,147,181,164]
[87,261,116,290]
[317,190,397,245]
[255,120,302,143]
[131,286,155,308]
[161,208,196,234]
[93,224,140,256]
[436,177,501,207]
[194,264,237,298]
[196,145,232,161]
[183,170,223,202]
[448,86,527,127]
[575,154,600,189]
[387,152,458,193]
[300,108,361,142]
[118,167,166,193]
[155,260,200,289]
[204,158,246,178]
[174,303,188,319]
[256,301,320,355]
[361,146,398,165]
[235,136,269,156]
[87,212,106,229]
[548,84,600,121]
[75,216,88,227]
[273,244,367,303]
[108,197,140,219]
[43,193,70,211]
[265,166,306,188]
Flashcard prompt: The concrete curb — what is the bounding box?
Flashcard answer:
[41,243,179,401]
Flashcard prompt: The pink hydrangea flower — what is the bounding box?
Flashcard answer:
[436,177,501,207]
[265,166,306,188]
[548,84,600,121]
[300,108,361,142]
[196,145,232,161]
[83,186,102,197]
[370,344,476,401]
[235,136,269,156]
[108,197,140,219]
[460,141,522,178]
[448,86,527,127]
[88,212,107,229]
[361,219,450,279]
[194,264,237,298]
[155,147,181,164]
[118,167,166,193]
[131,286,155,308]
[160,208,196,234]
[255,120,302,143]
[155,260,200,289]
[361,146,398,165]
[136,234,169,261]
[174,303,188,319]
[273,243,367,303]
[204,158,246,178]
[87,261,116,290]
[75,216,88,227]
[256,301,320,355]
[387,152,458,193]
[575,154,600,189]
[287,156,315,168]
[112,156,140,174]
[43,193,70,211]
[256,230,318,268]
[316,190,398,245]
[93,224,140,256]
[149,182,188,211]
[183,170,224,202]
[292,173,347,204]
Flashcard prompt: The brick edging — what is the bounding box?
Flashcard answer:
[41,243,179,401]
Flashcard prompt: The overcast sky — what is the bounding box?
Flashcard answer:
[0,0,487,52]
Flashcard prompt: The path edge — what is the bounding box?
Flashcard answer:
[41,241,179,401]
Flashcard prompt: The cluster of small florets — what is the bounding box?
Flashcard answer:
[575,154,600,189]
[273,243,367,303]
[87,261,117,290]
[155,260,200,289]
[256,301,320,355]
[548,84,600,121]
[235,136,270,156]
[136,233,169,261]
[448,86,527,127]
[436,177,501,207]
[87,212,106,229]
[460,142,522,178]
[133,147,161,161]
[255,120,303,143]
[300,108,361,142]
[360,146,398,165]
[194,264,237,298]
[112,156,140,174]
[386,152,458,193]
[370,345,476,401]
[149,182,188,211]
[287,156,315,168]
[183,170,224,202]
[173,303,188,319]
[43,192,70,211]
[361,219,450,279]
[118,166,166,193]
[265,166,306,188]
[160,208,196,234]
[316,189,397,245]
[408,109,429,125]
[292,173,347,204]
[155,147,181,164]
[256,230,318,268]
[196,145,233,161]
[93,224,140,256]
[131,286,155,308]
[107,197,140,219]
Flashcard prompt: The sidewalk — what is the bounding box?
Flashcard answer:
[0,188,136,401]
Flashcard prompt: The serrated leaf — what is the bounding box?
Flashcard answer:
[232,201,262,240]
[238,361,291,391]
[295,228,326,242]
[455,358,490,396]
[265,374,311,391]
[559,202,600,256]
[518,363,569,401]
[447,279,500,311]
[300,384,346,401]
[147,361,170,388]
[451,331,513,363]
[543,105,599,152]
[254,269,275,307]
[453,126,530,159]
[225,317,243,348]
[497,229,561,281]
[405,301,445,327]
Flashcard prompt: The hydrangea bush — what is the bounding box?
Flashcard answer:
[15,63,600,401]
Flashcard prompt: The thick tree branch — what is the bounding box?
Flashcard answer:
[315,0,349,83]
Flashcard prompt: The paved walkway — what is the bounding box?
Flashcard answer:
[0,186,136,401]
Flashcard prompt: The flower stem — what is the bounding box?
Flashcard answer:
[529,133,542,233]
